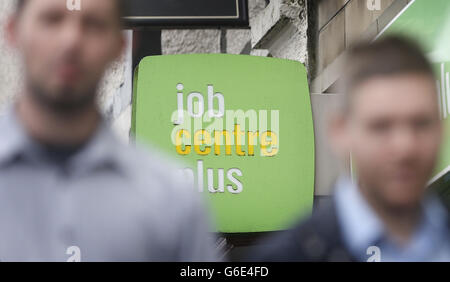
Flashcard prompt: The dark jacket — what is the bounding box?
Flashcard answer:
[249,199,358,262]
[250,195,450,262]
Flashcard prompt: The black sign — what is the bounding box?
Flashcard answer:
[124,0,249,28]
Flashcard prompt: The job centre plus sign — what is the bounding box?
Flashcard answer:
[132,54,314,233]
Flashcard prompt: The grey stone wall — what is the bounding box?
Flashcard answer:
[160,0,310,66]
[161,0,269,55]
[250,0,309,63]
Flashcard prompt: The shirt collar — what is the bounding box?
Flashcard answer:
[334,176,385,255]
[0,105,128,176]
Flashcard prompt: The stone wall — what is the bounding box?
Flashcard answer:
[311,0,412,93]
[161,0,268,55]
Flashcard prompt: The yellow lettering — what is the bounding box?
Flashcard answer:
[214,130,232,156]
[247,131,259,156]
[194,130,212,156]
[261,131,278,157]
[175,129,191,155]
[234,124,246,156]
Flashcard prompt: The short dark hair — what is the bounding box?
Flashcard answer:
[16,0,127,25]
[342,35,435,109]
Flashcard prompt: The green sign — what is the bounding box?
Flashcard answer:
[132,54,315,233]
[381,0,450,187]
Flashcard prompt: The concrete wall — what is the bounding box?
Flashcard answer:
[161,0,268,55]
[161,0,310,63]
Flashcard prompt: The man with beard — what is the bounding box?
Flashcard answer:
[251,36,450,262]
[0,0,218,261]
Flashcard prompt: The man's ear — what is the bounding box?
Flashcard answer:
[4,15,19,49]
[327,111,351,161]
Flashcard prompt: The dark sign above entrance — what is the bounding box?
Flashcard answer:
[123,0,249,28]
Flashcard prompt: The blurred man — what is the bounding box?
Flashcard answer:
[0,0,218,261]
[251,36,450,262]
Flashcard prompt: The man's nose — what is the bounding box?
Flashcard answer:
[58,19,83,53]
[391,127,418,158]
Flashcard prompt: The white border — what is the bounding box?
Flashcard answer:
[429,165,450,185]
[373,0,416,40]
